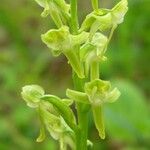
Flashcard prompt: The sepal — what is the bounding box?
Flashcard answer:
[66,89,89,104]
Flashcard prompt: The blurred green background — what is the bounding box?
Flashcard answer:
[0,0,150,149]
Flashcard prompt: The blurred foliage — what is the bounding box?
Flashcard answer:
[0,0,150,150]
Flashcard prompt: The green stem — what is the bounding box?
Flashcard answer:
[77,106,88,150]
[72,73,89,150]
[70,0,89,149]
[92,0,99,11]
[70,0,79,34]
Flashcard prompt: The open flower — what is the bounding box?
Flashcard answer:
[80,33,108,76]
[37,101,75,149]
[85,79,120,105]
[66,79,120,139]
[67,79,120,106]
[42,26,89,78]
[21,84,75,149]
[80,0,128,33]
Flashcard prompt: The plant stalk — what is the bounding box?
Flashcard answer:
[70,0,89,149]
[70,0,79,34]
[73,73,89,150]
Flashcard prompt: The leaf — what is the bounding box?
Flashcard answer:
[104,79,150,143]
[41,95,76,130]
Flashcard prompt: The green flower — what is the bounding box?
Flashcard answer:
[21,85,44,108]
[67,79,120,106]
[42,26,89,78]
[37,100,75,149]
[35,0,70,27]
[80,33,108,77]
[85,79,120,105]
[66,79,120,139]
[80,33,108,62]
[80,0,128,33]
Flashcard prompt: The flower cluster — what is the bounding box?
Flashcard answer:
[21,0,128,149]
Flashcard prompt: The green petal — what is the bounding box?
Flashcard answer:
[92,105,105,139]
[21,85,44,108]
[91,33,108,56]
[80,43,95,61]
[106,87,121,103]
[66,89,89,104]
[80,14,96,32]
[85,79,111,96]
[41,26,70,51]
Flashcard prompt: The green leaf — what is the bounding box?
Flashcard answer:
[41,95,76,130]
[104,80,150,143]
